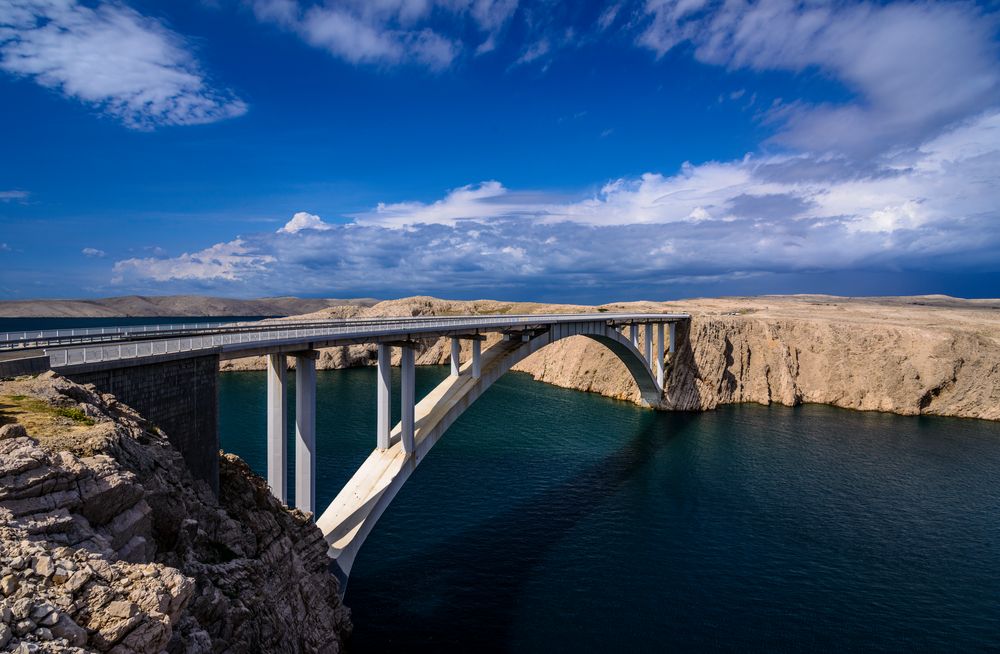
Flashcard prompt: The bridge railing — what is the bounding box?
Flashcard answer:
[0,321,244,349]
[44,313,688,368]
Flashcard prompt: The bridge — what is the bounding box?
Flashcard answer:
[1,312,689,585]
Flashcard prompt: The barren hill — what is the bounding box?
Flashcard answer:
[0,295,378,318]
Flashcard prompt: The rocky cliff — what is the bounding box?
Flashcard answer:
[222,295,1000,421]
[0,374,351,652]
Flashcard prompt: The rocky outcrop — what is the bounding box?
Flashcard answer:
[222,295,1000,421]
[0,375,351,652]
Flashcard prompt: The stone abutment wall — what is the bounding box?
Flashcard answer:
[65,354,221,493]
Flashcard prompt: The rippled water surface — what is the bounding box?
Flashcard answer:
[219,367,1000,652]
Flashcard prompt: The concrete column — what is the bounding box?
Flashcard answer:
[656,323,665,388]
[266,353,287,504]
[376,344,391,451]
[472,339,481,379]
[295,352,317,515]
[450,337,461,377]
[400,345,415,455]
[644,323,653,367]
[669,322,677,354]
[631,323,640,348]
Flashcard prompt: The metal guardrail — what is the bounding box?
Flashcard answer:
[41,313,688,368]
[1,321,242,348]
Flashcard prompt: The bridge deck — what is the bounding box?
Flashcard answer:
[6,313,688,372]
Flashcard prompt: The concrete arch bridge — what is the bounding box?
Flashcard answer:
[3,312,688,587]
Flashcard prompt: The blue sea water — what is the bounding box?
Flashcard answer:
[219,366,1000,652]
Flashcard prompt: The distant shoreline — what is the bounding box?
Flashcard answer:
[0,294,378,318]
[1,293,997,318]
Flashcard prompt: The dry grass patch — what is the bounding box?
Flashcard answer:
[0,393,95,442]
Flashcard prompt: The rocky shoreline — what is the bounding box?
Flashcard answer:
[221,295,1000,422]
[0,374,350,652]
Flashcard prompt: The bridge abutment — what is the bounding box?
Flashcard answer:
[64,354,221,494]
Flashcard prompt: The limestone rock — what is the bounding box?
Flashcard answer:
[222,295,1000,421]
[0,375,351,653]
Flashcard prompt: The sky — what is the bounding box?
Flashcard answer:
[1,0,999,303]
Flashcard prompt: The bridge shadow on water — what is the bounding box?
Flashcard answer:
[346,410,698,653]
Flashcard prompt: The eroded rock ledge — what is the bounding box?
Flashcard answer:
[0,374,351,653]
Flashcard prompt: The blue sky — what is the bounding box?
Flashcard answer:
[1,0,998,302]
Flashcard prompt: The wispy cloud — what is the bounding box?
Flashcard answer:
[638,0,1000,157]
[0,0,247,129]
[0,190,29,202]
[251,0,519,70]
[110,109,1000,296]
[81,247,106,258]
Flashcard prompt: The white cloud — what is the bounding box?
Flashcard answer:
[252,0,518,70]
[0,190,29,202]
[277,211,333,234]
[639,0,1000,157]
[81,247,106,258]
[109,110,1000,294]
[113,239,275,282]
[0,0,247,129]
[359,180,516,226]
[513,38,549,66]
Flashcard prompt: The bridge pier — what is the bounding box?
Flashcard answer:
[631,323,640,348]
[400,345,415,454]
[266,353,288,504]
[472,339,481,379]
[295,350,317,515]
[656,323,665,388]
[669,322,676,354]
[644,323,653,367]
[377,344,391,451]
[450,338,461,377]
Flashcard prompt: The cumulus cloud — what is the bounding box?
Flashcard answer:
[81,247,106,258]
[0,190,29,202]
[639,0,1000,157]
[0,0,247,129]
[113,239,275,283]
[109,110,1000,296]
[277,211,333,233]
[252,0,518,70]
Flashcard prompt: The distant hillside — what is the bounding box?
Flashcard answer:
[0,295,379,318]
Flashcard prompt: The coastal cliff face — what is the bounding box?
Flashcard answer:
[519,309,1000,420]
[0,374,350,652]
[222,295,1000,421]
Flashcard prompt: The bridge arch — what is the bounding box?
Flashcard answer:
[316,321,663,583]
